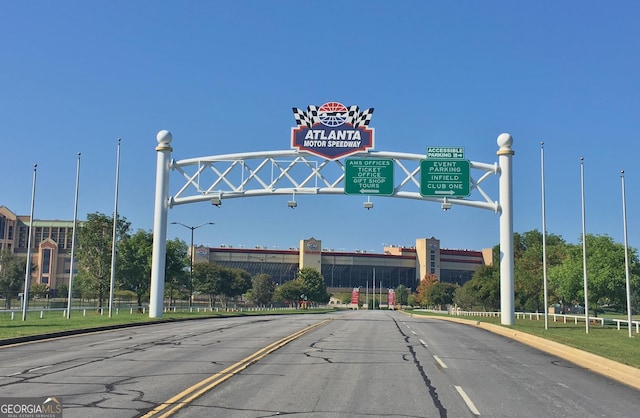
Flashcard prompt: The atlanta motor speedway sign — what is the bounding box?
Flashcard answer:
[291,102,375,160]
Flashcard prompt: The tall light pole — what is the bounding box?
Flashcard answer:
[67,153,81,319]
[109,139,121,318]
[541,142,549,330]
[621,170,633,338]
[22,164,37,321]
[171,222,214,306]
[580,157,590,334]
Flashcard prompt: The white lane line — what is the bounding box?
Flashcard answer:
[419,339,428,347]
[7,372,21,377]
[433,355,447,369]
[411,330,417,335]
[29,366,51,372]
[455,385,481,416]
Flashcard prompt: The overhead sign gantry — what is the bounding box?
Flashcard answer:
[149,101,515,325]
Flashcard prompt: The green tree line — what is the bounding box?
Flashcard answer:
[412,230,640,316]
[1,212,331,310]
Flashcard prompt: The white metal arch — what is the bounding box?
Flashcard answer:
[149,132,515,325]
[169,149,500,212]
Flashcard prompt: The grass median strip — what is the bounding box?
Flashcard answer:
[140,319,331,418]
[0,309,334,344]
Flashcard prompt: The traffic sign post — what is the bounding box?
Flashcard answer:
[344,158,394,195]
[420,159,470,197]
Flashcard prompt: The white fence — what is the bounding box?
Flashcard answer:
[449,309,639,333]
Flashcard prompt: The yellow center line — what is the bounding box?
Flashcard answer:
[141,319,331,418]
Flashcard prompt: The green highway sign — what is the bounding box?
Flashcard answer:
[420,159,470,197]
[344,158,394,195]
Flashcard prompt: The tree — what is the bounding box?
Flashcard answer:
[30,283,49,299]
[297,267,329,304]
[395,284,409,306]
[549,234,640,316]
[193,262,224,308]
[75,212,130,310]
[0,249,24,309]
[452,282,476,311]
[251,273,276,306]
[454,265,500,311]
[226,268,252,307]
[415,273,439,307]
[274,279,305,307]
[428,282,457,310]
[407,293,417,307]
[117,230,153,309]
[164,238,189,306]
[513,230,566,312]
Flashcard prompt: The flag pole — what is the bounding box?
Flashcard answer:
[580,157,589,334]
[22,164,37,321]
[541,142,549,330]
[108,139,121,317]
[66,153,81,319]
[621,170,633,338]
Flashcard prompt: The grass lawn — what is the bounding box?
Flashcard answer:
[407,310,640,369]
[0,308,333,341]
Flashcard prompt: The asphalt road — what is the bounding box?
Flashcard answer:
[0,310,638,417]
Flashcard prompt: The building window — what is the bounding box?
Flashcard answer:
[62,257,77,274]
[51,228,58,243]
[18,226,27,248]
[42,248,51,274]
[41,276,49,284]
[8,225,13,240]
[43,227,50,240]
[59,229,66,248]
[0,216,4,238]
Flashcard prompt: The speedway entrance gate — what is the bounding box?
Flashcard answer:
[148,131,515,325]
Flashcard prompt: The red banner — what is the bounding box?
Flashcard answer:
[351,288,359,304]
[388,290,396,308]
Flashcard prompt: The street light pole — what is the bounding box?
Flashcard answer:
[171,222,214,306]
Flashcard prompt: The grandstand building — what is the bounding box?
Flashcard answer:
[1,205,492,293]
[197,237,492,291]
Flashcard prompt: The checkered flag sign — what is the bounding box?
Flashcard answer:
[292,105,320,127]
[293,104,374,128]
[352,107,374,128]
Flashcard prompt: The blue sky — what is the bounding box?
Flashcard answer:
[2,1,639,254]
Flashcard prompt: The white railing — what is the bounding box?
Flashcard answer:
[447,309,639,332]
[611,319,640,333]
[0,304,321,320]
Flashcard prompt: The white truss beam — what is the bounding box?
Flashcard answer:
[150,133,515,326]
[169,150,500,212]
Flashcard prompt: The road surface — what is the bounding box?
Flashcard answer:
[0,310,638,417]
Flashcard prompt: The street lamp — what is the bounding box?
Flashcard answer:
[171,221,214,306]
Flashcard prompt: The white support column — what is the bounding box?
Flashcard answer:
[497,133,515,325]
[149,130,173,318]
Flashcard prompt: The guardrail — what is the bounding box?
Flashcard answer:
[0,307,148,319]
[450,310,501,318]
[0,304,318,320]
[449,309,638,333]
[611,319,640,333]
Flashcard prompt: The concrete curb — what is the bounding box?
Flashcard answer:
[404,312,640,391]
